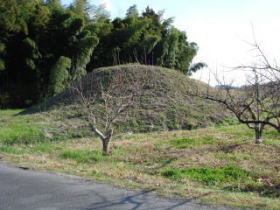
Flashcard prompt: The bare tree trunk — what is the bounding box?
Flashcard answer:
[254,124,263,144]
[102,137,112,155]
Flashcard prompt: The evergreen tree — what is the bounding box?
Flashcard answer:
[126,5,139,18]
[0,2,203,107]
[71,0,88,19]
[49,56,71,95]
[0,42,5,71]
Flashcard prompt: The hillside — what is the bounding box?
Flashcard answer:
[29,64,229,133]
[28,64,228,132]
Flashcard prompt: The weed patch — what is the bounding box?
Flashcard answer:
[0,145,26,155]
[162,165,254,185]
[0,125,46,145]
[216,117,239,127]
[28,143,58,153]
[168,136,217,148]
[59,150,105,163]
[0,110,46,145]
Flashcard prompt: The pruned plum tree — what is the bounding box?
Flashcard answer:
[71,68,148,155]
[189,41,280,143]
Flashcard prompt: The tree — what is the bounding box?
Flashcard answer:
[189,50,280,143]
[71,0,87,18]
[0,3,203,108]
[0,42,6,71]
[71,68,148,155]
[88,6,199,75]
[126,5,139,18]
[188,62,207,76]
[69,31,99,80]
[0,0,101,107]
[235,40,280,82]
[46,0,61,8]
[49,56,71,95]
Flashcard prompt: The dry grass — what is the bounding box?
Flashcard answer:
[1,110,280,209]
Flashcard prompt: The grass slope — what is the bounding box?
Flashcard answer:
[29,64,230,133]
[0,109,280,209]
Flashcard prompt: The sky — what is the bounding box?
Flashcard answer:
[62,0,280,85]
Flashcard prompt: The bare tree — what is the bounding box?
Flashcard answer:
[71,68,147,155]
[235,40,280,82]
[189,59,280,144]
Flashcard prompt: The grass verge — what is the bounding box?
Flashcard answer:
[0,109,280,209]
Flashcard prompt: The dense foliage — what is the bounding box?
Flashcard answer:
[0,0,201,108]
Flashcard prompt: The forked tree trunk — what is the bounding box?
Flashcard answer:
[102,137,112,155]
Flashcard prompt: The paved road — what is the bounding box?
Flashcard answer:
[0,162,234,210]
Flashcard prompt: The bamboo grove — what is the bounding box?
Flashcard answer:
[0,0,202,107]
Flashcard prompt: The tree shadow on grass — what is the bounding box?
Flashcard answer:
[155,157,177,169]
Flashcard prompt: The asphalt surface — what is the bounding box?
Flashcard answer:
[0,162,235,210]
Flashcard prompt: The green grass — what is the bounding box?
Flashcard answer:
[25,143,63,154]
[162,165,254,185]
[0,109,47,145]
[1,109,280,209]
[0,109,90,145]
[216,117,240,127]
[59,149,106,163]
[0,145,26,155]
[216,124,255,137]
[167,136,217,148]
[0,125,46,145]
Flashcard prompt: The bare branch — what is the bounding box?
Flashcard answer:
[69,67,148,155]
[188,58,280,143]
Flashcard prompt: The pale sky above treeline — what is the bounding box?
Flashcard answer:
[63,0,280,85]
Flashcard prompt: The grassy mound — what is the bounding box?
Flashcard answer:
[30,64,229,133]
